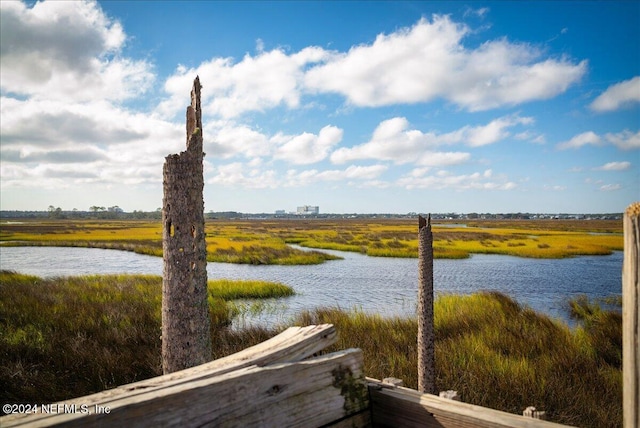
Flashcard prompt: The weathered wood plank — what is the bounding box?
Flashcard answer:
[3,349,366,428]
[367,378,572,428]
[623,202,640,428]
[324,410,371,428]
[1,324,337,427]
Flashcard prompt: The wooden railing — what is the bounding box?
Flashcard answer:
[2,323,568,428]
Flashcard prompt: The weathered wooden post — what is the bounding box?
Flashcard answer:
[623,202,640,428]
[161,76,211,374]
[418,214,436,394]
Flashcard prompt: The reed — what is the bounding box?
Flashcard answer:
[295,292,622,428]
[209,244,340,265]
[0,271,292,404]
[208,279,294,299]
[1,272,621,427]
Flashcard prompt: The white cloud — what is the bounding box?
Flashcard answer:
[274,125,343,164]
[594,161,631,171]
[204,123,343,164]
[600,184,621,191]
[556,131,601,150]
[285,164,387,186]
[305,15,586,111]
[514,130,546,144]
[556,130,640,151]
[0,1,154,102]
[604,130,640,150]
[206,123,271,159]
[465,115,533,147]
[208,162,386,188]
[157,15,588,118]
[207,162,279,189]
[158,46,330,119]
[0,98,152,147]
[330,115,531,164]
[590,76,640,112]
[396,168,516,190]
[0,1,172,191]
[0,97,184,189]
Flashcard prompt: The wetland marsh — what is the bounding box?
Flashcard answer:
[0,217,623,262]
[0,217,623,426]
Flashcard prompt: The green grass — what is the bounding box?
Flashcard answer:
[0,272,621,427]
[0,271,291,404]
[209,244,340,265]
[295,292,622,428]
[208,279,294,300]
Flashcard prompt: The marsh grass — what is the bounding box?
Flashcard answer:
[295,292,622,428]
[567,294,622,368]
[1,272,621,427]
[1,218,623,262]
[0,271,291,405]
[282,220,622,259]
[0,219,340,265]
[209,244,340,265]
[208,279,294,299]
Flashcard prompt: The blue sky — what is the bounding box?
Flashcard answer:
[1,1,638,214]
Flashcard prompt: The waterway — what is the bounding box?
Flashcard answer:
[0,246,622,327]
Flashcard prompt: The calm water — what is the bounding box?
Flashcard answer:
[0,245,622,326]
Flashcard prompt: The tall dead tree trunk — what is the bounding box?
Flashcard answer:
[418,214,436,394]
[161,76,211,374]
[623,202,640,428]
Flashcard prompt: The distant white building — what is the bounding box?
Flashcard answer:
[275,210,286,215]
[297,205,319,215]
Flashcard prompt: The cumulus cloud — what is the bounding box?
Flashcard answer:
[0,1,170,191]
[305,15,586,111]
[274,125,343,164]
[0,96,183,189]
[556,131,602,150]
[590,76,640,112]
[0,1,154,102]
[594,161,631,171]
[158,46,330,119]
[284,164,387,186]
[207,162,279,189]
[604,130,640,150]
[557,130,640,151]
[330,114,531,165]
[206,123,271,159]
[205,123,343,164]
[208,162,386,188]
[396,168,516,190]
[1,147,108,164]
[0,98,149,147]
[465,115,534,147]
[159,14,586,119]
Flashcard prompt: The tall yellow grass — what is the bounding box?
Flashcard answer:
[0,218,623,261]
